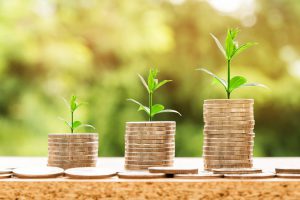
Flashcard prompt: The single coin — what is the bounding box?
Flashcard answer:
[125,164,172,170]
[0,174,12,179]
[0,168,13,174]
[125,143,175,148]
[126,127,176,131]
[148,166,198,174]
[125,139,175,144]
[224,172,275,179]
[174,171,223,179]
[125,134,175,140]
[204,99,254,104]
[212,168,262,174]
[13,167,64,178]
[276,174,300,178]
[125,160,173,165]
[48,134,98,139]
[275,168,300,174]
[203,155,252,160]
[126,121,175,127]
[64,167,116,179]
[118,171,166,179]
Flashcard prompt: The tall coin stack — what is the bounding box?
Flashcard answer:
[48,133,98,169]
[125,121,176,170]
[203,99,255,171]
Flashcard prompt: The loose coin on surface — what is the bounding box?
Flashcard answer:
[13,167,64,178]
[65,167,116,179]
[0,168,13,174]
[224,172,275,179]
[276,174,300,179]
[148,166,198,174]
[275,168,300,174]
[212,168,262,174]
[174,171,223,179]
[118,171,166,179]
[0,174,12,179]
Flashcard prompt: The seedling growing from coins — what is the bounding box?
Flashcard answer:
[128,68,181,121]
[59,95,95,133]
[197,28,267,99]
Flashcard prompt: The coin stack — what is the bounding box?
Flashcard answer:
[203,99,255,171]
[48,133,98,169]
[125,121,176,170]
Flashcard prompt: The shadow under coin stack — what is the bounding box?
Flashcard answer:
[48,134,98,169]
[125,122,176,170]
[203,99,255,170]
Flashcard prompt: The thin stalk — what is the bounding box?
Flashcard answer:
[149,92,153,121]
[71,111,74,133]
[227,59,231,99]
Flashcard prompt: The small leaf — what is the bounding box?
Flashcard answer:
[196,68,228,90]
[239,82,269,89]
[78,124,96,130]
[210,33,226,58]
[154,80,172,91]
[151,104,165,117]
[58,117,71,128]
[157,109,182,116]
[127,98,150,115]
[229,76,247,92]
[233,42,257,58]
[138,74,150,93]
[148,69,158,93]
[72,121,82,129]
[70,95,77,112]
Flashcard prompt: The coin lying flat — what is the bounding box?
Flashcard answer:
[212,168,262,174]
[118,171,166,179]
[65,167,116,179]
[224,173,275,179]
[174,171,223,179]
[13,167,64,178]
[275,168,300,174]
[0,168,13,174]
[148,166,198,174]
[276,174,300,179]
[0,174,12,179]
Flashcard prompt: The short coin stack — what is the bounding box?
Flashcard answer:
[203,99,255,170]
[125,121,176,170]
[48,133,98,169]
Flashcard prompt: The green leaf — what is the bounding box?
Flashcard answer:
[233,42,257,58]
[127,98,150,115]
[78,124,96,130]
[154,80,172,91]
[148,68,158,93]
[196,68,228,90]
[225,28,240,60]
[157,109,182,116]
[138,74,149,93]
[58,117,71,128]
[210,33,226,58]
[151,104,165,117]
[72,121,82,129]
[229,76,247,92]
[70,95,77,112]
[239,82,269,89]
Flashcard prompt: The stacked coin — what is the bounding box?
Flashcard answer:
[203,99,255,170]
[125,121,176,170]
[48,133,98,169]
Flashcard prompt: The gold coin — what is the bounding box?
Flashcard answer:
[203,155,252,160]
[203,151,253,156]
[203,108,253,113]
[204,99,254,104]
[204,163,253,169]
[125,155,173,161]
[203,116,254,121]
[126,127,176,132]
[204,104,253,109]
[125,148,175,153]
[203,141,254,147]
[125,163,172,170]
[0,174,12,179]
[48,142,98,147]
[204,137,253,142]
[204,124,255,130]
[48,156,97,161]
[125,152,174,157]
[148,166,198,174]
[212,168,262,174]
[276,174,300,178]
[65,167,116,179]
[204,160,253,165]
[203,146,253,151]
[125,143,174,148]
[125,139,175,144]
[48,150,98,156]
[204,120,255,126]
[203,112,253,117]
[224,173,275,179]
[48,159,97,164]
[125,130,175,135]
[275,168,300,174]
[13,167,64,178]
[174,171,223,179]
[48,134,98,139]
[126,121,175,127]
[125,134,175,140]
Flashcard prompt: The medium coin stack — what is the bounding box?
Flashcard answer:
[125,121,176,170]
[203,99,255,170]
[48,133,98,169]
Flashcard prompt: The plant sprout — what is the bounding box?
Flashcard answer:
[128,68,181,121]
[59,95,95,133]
[197,28,267,99]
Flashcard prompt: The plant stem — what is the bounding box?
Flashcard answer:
[149,92,153,121]
[71,111,74,133]
[227,59,231,99]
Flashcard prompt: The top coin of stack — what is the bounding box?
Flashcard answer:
[202,99,255,170]
[48,133,98,169]
[125,121,176,170]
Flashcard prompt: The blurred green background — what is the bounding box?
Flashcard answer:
[0,0,299,157]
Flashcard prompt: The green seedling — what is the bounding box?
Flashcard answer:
[197,28,267,99]
[128,68,181,121]
[59,95,95,133]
